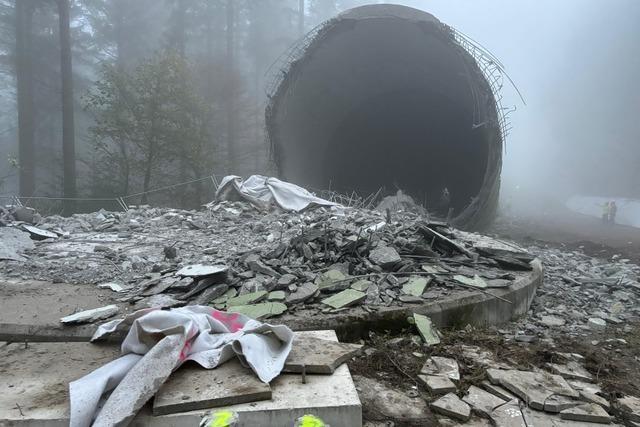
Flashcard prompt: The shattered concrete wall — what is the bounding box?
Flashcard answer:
[267,4,503,229]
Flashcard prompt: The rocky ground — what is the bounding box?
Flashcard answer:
[2,201,640,425]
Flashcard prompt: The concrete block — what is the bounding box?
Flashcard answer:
[413,313,440,346]
[321,289,366,309]
[226,302,287,319]
[490,399,526,427]
[430,392,470,422]
[418,375,456,394]
[283,335,362,374]
[462,385,506,416]
[420,356,459,381]
[153,359,271,415]
[560,403,612,424]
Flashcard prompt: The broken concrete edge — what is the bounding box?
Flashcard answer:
[0,259,542,343]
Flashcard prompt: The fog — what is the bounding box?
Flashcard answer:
[1,0,639,220]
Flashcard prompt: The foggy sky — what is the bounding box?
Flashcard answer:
[396,0,640,202]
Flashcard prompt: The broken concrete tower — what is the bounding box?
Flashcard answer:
[267,4,503,228]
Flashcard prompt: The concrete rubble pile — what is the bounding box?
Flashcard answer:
[0,200,536,322]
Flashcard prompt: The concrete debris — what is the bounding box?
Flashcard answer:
[176,264,228,278]
[547,361,593,381]
[283,336,362,374]
[321,289,366,309]
[544,394,581,413]
[420,356,460,381]
[560,403,612,424]
[618,395,640,422]
[285,282,318,304]
[541,315,567,327]
[580,391,611,411]
[226,290,268,307]
[588,317,607,331]
[368,245,401,269]
[453,274,488,289]
[487,368,579,411]
[315,269,348,293]
[60,304,119,324]
[413,313,440,346]
[418,374,456,394]
[430,392,471,422]
[354,375,434,424]
[21,224,58,240]
[227,302,287,319]
[0,227,34,261]
[490,399,527,427]
[98,282,125,292]
[153,359,272,415]
[402,276,430,296]
[482,381,519,402]
[462,385,506,416]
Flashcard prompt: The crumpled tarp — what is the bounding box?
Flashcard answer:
[69,306,294,427]
[216,175,340,212]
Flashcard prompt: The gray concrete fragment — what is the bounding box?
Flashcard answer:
[413,313,440,346]
[487,368,578,411]
[226,290,268,307]
[618,395,640,422]
[354,375,434,424]
[98,282,125,292]
[547,361,593,381]
[430,392,471,422]
[315,270,348,293]
[176,264,228,278]
[420,356,459,381]
[418,375,456,394]
[491,399,526,427]
[541,315,566,327]
[588,317,607,331]
[283,336,362,374]
[402,277,429,297]
[560,403,611,424]
[580,391,610,411]
[482,381,518,402]
[453,274,488,289]
[153,359,271,415]
[463,385,506,416]
[22,224,57,240]
[286,282,318,304]
[60,304,119,324]
[0,227,34,261]
[544,394,581,413]
[321,289,366,309]
[227,302,287,319]
[368,246,401,269]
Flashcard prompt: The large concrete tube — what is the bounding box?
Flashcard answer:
[267,4,503,229]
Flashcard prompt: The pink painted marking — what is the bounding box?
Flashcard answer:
[210,309,244,332]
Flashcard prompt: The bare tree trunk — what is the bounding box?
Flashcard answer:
[57,0,77,215]
[15,0,35,197]
[298,0,305,36]
[226,0,236,174]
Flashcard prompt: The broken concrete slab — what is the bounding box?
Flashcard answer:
[350,279,372,292]
[541,315,566,327]
[0,227,34,261]
[420,356,459,381]
[491,399,527,427]
[368,246,401,269]
[226,290,268,307]
[588,317,607,331]
[315,269,348,293]
[60,304,119,324]
[22,224,57,240]
[413,313,440,346]
[544,394,581,413]
[580,391,610,411]
[430,392,471,422]
[402,276,430,297]
[354,375,433,424]
[463,385,506,416]
[286,282,318,304]
[321,289,366,309]
[560,403,611,424]
[283,335,362,374]
[487,368,579,411]
[568,380,602,395]
[153,359,272,415]
[418,375,456,394]
[453,274,488,289]
[547,361,593,381]
[268,290,286,301]
[618,395,640,422]
[226,302,287,319]
[176,264,228,278]
[98,282,125,292]
[482,381,518,402]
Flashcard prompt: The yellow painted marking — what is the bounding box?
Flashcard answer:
[208,410,236,427]
[298,414,326,427]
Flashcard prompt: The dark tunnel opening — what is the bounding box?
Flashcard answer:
[267,4,502,228]
[325,88,488,214]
